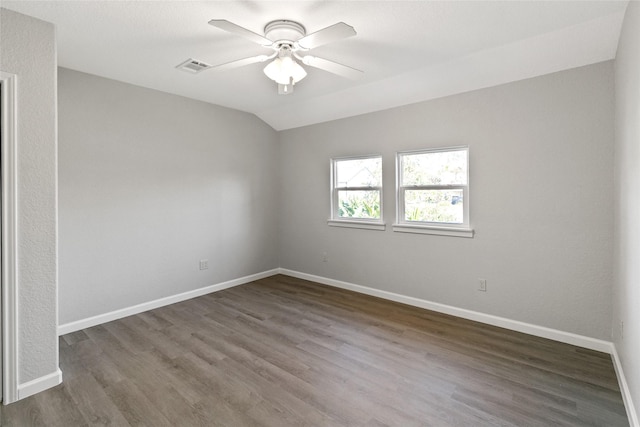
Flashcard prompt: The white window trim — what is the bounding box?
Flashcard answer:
[394,146,473,237]
[329,154,385,230]
[392,223,474,238]
[328,219,386,231]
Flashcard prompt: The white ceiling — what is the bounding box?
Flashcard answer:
[2,1,628,130]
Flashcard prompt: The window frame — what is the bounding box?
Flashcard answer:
[394,146,473,237]
[328,154,385,231]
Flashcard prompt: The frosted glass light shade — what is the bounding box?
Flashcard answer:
[264,56,307,84]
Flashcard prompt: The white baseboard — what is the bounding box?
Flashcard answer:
[60,267,610,352]
[278,268,613,353]
[55,267,637,424]
[279,269,639,424]
[611,345,640,427]
[18,368,62,400]
[58,269,279,336]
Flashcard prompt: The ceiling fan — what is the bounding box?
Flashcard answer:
[206,19,363,95]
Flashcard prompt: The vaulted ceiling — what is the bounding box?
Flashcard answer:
[2,1,628,130]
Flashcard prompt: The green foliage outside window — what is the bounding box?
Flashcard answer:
[400,148,468,225]
[338,191,381,219]
[334,157,382,220]
[405,190,463,223]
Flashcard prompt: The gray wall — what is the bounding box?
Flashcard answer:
[58,68,279,325]
[614,1,640,421]
[279,62,615,340]
[0,9,59,383]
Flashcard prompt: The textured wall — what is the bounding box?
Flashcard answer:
[613,1,640,422]
[0,9,59,383]
[58,68,279,324]
[279,62,615,340]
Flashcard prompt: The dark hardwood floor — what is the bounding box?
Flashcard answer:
[1,274,629,426]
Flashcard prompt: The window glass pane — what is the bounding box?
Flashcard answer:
[338,190,381,219]
[336,157,382,187]
[404,189,463,224]
[401,150,467,186]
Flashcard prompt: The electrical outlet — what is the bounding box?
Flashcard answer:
[322,252,328,263]
[478,279,487,292]
[199,259,209,270]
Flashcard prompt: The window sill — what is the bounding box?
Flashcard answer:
[392,224,474,238]
[328,219,386,231]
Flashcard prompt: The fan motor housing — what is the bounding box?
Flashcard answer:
[264,20,306,44]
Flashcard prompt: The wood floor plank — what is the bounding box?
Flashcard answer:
[63,373,131,426]
[33,384,87,426]
[102,378,174,427]
[1,274,629,426]
[1,392,46,427]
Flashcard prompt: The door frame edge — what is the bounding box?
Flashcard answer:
[1,70,20,404]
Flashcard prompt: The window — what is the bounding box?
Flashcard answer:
[395,147,473,237]
[329,155,384,230]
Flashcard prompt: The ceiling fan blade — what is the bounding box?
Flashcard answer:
[300,56,363,80]
[210,54,272,72]
[296,22,356,50]
[208,19,273,46]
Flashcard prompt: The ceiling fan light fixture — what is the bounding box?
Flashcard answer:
[207,18,362,95]
[263,49,307,85]
[278,83,294,95]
